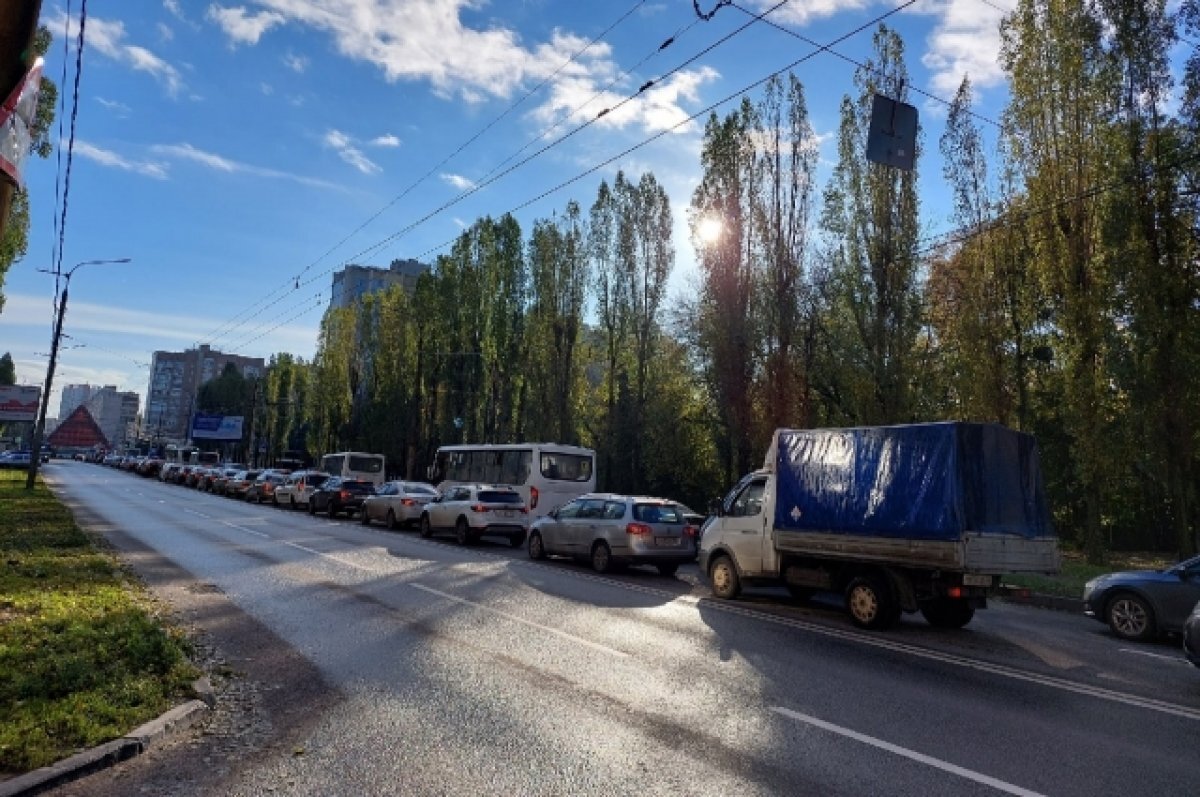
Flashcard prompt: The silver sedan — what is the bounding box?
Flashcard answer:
[360,480,439,529]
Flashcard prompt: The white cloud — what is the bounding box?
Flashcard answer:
[532,66,719,135]
[261,81,274,95]
[918,0,1012,97]
[227,1,699,135]
[96,97,131,115]
[164,0,190,23]
[52,12,185,96]
[283,51,309,73]
[151,142,343,189]
[76,141,169,179]
[743,0,871,25]
[206,5,287,45]
[370,134,401,148]
[157,22,174,42]
[440,173,476,191]
[323,129,380,174]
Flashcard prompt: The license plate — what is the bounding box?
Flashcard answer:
[963,574,993,587]
[499,510,515,518]
[655,537,680,548]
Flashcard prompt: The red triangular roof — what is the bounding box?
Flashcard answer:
[48,405,110,449]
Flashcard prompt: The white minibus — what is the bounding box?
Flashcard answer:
[427,443,595,517]
[319,451,387,486]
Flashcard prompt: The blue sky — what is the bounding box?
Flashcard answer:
[0,0,1167,419]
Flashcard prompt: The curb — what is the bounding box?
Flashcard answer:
[995,587,1085,614]
[0,678,214,797]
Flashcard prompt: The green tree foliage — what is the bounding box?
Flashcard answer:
[0,352,15,385]
[0,26,58,313]
[196,363,250,415]
[818,25,923,426]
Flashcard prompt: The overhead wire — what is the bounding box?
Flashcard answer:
[203,0,650,348]
[227,0,925,353]
[222,0,800,352]
[53,0,87,284]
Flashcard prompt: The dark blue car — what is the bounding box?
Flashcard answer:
[1083,554,1200,641]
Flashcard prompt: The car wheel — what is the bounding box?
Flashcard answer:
[528,532,546,560]
[386,509,398,531]
[1106,592,1155,641]
[709,555,740,599]
[455,518,472,546]
[419,514,433,538]
[656,563,679,577]
[591,541,613,574]
[919,598,976,629]
[845,575,900,631]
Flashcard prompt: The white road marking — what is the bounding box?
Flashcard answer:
[771,706,1047,797]
[411,582,629,658]
[1119,648,1189,664]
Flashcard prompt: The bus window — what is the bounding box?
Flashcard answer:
[348,454,383,474]
[541,453,592,482]
[499,450,531,485]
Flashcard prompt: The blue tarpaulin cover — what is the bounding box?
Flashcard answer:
[773,422,1054,541]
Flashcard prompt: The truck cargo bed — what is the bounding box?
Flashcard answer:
[773,529,1060,574]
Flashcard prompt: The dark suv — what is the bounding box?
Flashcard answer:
[309,478,375,518]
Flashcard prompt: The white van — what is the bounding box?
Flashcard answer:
[319,451,386,486]
[427,443,595,518]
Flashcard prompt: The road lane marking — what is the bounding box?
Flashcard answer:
[1119,648,1189,664]
[771,707,1047,797]
[410,582,629,658]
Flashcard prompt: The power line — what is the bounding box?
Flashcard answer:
[203,0,650,348]
[53,0,87,284]
[221,1,800,352]
[729,1,1007,132]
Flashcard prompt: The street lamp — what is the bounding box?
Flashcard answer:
[25,258,132,488]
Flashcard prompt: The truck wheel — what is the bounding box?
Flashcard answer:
[845,575,899,630]
[919,598,976,629]
[709,555,741,600]
[1106,592,1155,641]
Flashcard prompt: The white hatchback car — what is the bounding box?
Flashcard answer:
[273,470,331,509]
[360,480,440,529]
[419,484,529,547]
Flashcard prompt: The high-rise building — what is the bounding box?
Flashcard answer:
[58,383,96,421]
[82,387,140,450]
[330,258,428,310]
[145,345,265,444]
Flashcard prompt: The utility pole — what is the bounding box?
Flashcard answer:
[0,1,43,238]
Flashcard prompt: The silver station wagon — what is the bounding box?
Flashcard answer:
[527,493,699,576]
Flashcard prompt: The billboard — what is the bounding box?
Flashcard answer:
[0,385,41,422]
[190,413,244,441]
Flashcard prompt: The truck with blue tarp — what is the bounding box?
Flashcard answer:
[698,422,1060,629]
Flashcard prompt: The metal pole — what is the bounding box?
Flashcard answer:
[25,280,68,488]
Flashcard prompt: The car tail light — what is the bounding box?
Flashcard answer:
[626,522,652,536]
[471,503,487,512]
[530,486,539,509]
[519,506,528,514]
[401,498,416,507]
[946,586,963,599]
[683,525,698,537]
[339,490,350,500]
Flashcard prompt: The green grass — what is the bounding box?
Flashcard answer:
[0,470,199,774]
[1003,550,1174,599]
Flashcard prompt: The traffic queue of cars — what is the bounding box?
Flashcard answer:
[86,456,1200,660]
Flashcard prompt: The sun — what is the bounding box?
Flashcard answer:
[697,216,723,244]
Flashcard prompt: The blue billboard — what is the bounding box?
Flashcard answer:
[190,413,244,441]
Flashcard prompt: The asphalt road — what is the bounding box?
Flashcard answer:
[40,462,1200,796]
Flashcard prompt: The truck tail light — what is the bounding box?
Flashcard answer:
[626,522,652,536]
[946,586,963,599]
[530,486,539,509]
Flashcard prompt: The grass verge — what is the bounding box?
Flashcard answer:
[0,469,199,775]
[1003,550,1174,599]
